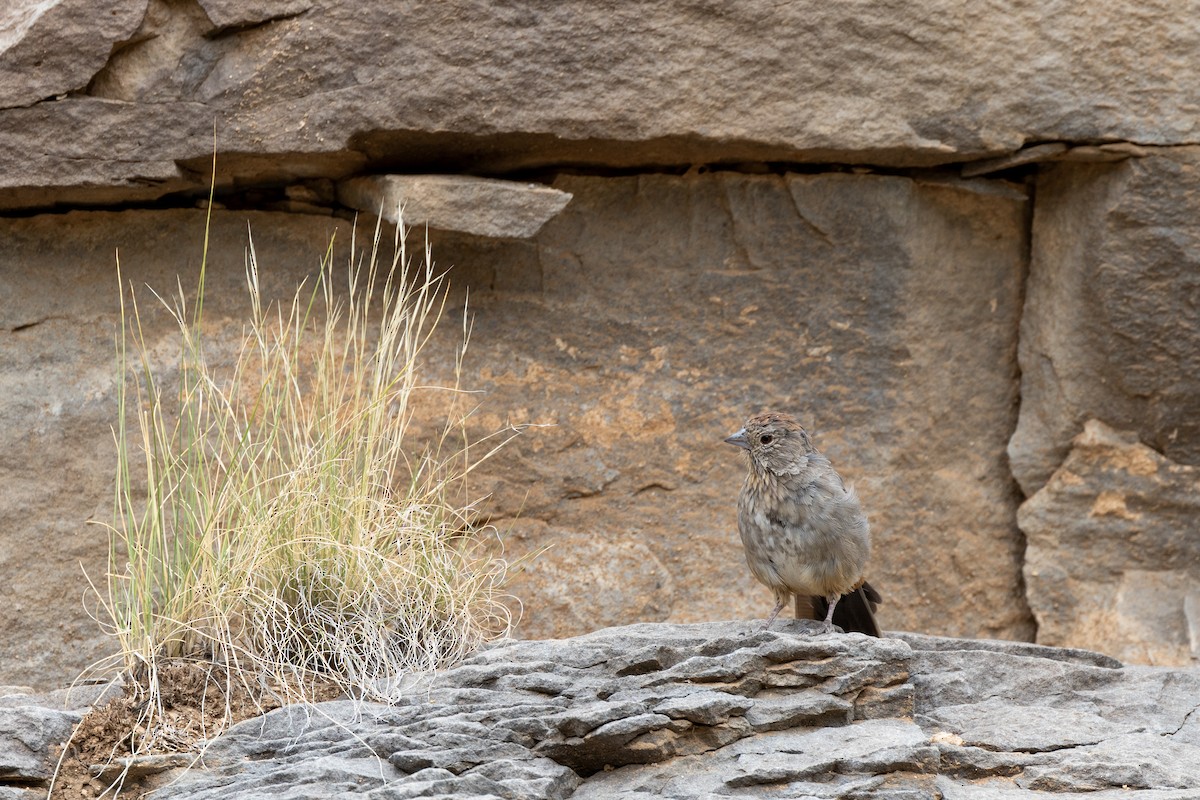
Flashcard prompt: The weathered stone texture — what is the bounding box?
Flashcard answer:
[194,0,313,32]
[0,706,80,782]
[8,623,1198,799]
[0,0,146,109]
[161,622,921,798]
[0,0,1198,785]
[1019,420,1200,665]
[3,1,1200,206]
[0,171,1029,686]
[1010,148,1200,496]
[337,175,573,238]
[907,632,1200,794]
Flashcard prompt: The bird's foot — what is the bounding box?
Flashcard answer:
[763,596,787,630]
[811,594,841,635]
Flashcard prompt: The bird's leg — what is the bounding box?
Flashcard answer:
[820,593,841,632]
[764,592,788,630]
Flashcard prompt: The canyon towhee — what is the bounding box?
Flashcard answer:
[725,412,881,636]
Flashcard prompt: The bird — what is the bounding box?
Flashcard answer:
[724,411,881,636]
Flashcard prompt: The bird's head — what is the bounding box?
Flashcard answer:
[724,412,815,475]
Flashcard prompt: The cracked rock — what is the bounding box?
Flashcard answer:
[6,622,1200,798]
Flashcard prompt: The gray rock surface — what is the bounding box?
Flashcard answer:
[122,622,917,797]
[1010,148,1200,495]
[0,706,79,782]
[40,623,1196,798]
[3,1,1200,206]
[1019,420,1200,665]
[0,788,43,800]
[907,631,1200,792]
[0,682,113,792]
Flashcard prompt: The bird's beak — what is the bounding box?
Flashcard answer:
[724,428,751,450]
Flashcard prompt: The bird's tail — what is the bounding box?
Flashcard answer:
[808,581,882,637]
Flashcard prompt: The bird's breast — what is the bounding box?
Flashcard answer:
[736,471,869,597]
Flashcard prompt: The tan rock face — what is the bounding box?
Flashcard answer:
[1019,420,1200,665]
[0,170,1031,686]
[450,173,1031,644]
[1010,149,1200,495]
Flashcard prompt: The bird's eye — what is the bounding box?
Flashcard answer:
[759,434,774,445]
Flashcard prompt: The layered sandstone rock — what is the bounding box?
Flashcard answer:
[3,1,1200,208]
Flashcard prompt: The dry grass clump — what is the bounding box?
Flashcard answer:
[88,210,515,759]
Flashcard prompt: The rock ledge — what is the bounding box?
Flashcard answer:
[5,621,1193,799]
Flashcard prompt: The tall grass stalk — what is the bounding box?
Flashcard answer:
[100,212,513,750]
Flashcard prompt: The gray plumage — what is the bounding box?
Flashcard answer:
[725,411,879,634]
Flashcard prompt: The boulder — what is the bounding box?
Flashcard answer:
[1018,420,1200,665]
[0,682,115,791]
[1009,148,1200,495]
[0,706,80,783]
